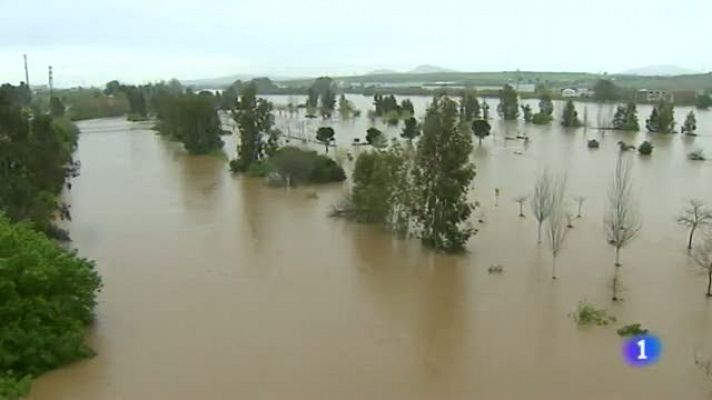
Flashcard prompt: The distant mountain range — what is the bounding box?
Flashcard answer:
[367,65,458,75]
[620,65,701,76]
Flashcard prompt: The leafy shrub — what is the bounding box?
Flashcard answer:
[571,301,616,326]
[617,323,648,337]
[0,216,101,398]
[309,156,346,183]
[246,160,274,177]
[532,112,553,124]
[638,141,654,155]
[587,139,600,149]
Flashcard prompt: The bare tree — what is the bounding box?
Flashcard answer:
[691,233,712,296]
[531,170,554,244]
[574,195,586,218]
[513,195,528,217]
[604,155,642,301]
[678,200,712,250]
[546,177,568,279]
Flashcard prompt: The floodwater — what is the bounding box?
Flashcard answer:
[27,96,712,399]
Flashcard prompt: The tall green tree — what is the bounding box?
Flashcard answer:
[320,88,336,119]
[561,100,582,127]
[497,84,519,120]
[459,90,481,121]
[612,102,639,131]
[413,95,476,252]
[646,100,675,133]
[696,92,712,110]
[401,117,420,141]
[232,83,275,171]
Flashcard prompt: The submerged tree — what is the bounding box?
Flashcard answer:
[646,100,675,133]
[691,234,712,296]
[413,95,476,252]
[574,195,586,218]
[561,100,582,127]
[320,88,336,119]
[612,102,639,131]
[605,155,642,300]
[401,117,420,142]
[316,126,335,153]
[472,119,491,145]
[531,170,554,244]
[481,100,491,120]
[338,94,355,119]
[532,93,554,124]
[514,195,528,217]
[521,104,533,123]
[677,200,712,250]
[546,177,568,279]
[459,90,481,121]
[682,110,697,135]
[497,84,519,120]
[232,83,274,171]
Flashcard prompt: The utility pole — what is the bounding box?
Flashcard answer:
[23,54,30,87]
[48,65,53,97]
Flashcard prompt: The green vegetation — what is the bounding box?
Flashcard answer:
[638,141,654,155]
[696,92,712,110]
[316,126,335,153]
[365,127,386,148]
[646,100,675,133]
[401,117,420,141]
[593,79,620,102]
[561,100,582,127]
[372,94,413,123]
[617,323,648,337]
[0,215,101,399]
[472,119,491,145]
[612,103,640,131]
[521,104,533,122]
[0,84,81,236]
[682,111,697,135]
[497,84,519,120]
[269,146,345,186]
[532,93,554,124]
[231,83,276,172]
[154,89,223,154]
[414,95,476,252]
[572,301,617,326]
[338,94,358,119]
[459,90,481,120]
[60,88,129,121]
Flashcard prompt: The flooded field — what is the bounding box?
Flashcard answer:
[27,96,712,399]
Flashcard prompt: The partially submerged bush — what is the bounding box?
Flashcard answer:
[270,146,346,186]
[638,141,654,155]
[0,216,102,398]
[571,301,616,326]
[587,139,600,149]
[689,150,706,161]
[617,323,648,337]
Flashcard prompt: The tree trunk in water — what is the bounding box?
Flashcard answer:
[552,256,557,280]
[519,204,524,217]
[612,265,620,301]
[325,144,329,154]
[707,269,711,297]
[689,227,696,250]
[615,247,621,267]
[537,222,542,244]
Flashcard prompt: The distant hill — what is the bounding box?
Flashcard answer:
[408,64,457,74]
[181,73,296,89]
[367,69,399,75]
[620,65,700,76]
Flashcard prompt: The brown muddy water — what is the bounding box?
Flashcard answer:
[27,96,712,399]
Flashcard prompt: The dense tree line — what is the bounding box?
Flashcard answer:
[154,87,224,154]
[0,83,101,398]
[0,84,79,235]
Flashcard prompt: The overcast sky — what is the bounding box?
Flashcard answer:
[0,0,709,87]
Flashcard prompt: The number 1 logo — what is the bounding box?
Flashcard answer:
[623,335,661,367]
